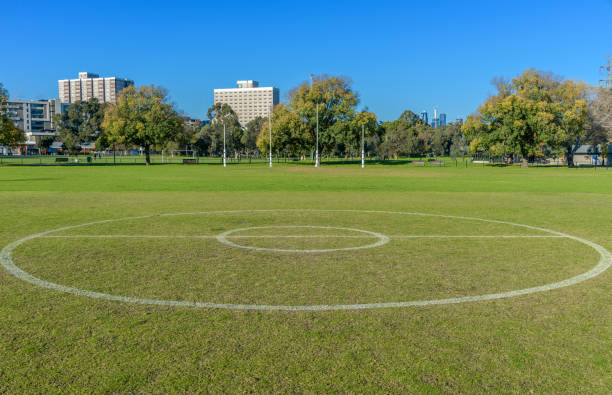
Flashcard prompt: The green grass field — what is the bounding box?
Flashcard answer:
[1,164,611,392]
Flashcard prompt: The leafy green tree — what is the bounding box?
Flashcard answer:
[194,124,224,156]
[589,87,611,165]
[257,103,304,156]
[295,75,358,155]
[207,103,243,155]
[432,122,463,156]
[347,111,377,158]
[0,83,25,150]
[54,98,106,153]
[590,87,612,135]
[258,75,359,157]
[377,110,434,158]
[169,117,200,154]
[101,85,183,165]
[193,126,215,156]
[243,116,266,154]
[600,143,609,166]
[376,124,410,160]
[463,69,589,166]
[37,136,54,154]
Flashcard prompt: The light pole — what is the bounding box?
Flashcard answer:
[315,103,319,167]
[361,124,365,168]
[310,74,320,168]
[269,106,273,167]
[223,121,226,167]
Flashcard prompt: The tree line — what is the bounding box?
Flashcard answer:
[1,71,610,166]
[463,69,611,166]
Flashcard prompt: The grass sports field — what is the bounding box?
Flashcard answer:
[1,164,611,392]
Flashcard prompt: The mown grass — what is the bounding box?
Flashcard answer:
[0,164,611,393]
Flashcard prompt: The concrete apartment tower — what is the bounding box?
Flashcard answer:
[58,72,134,105]
[214,80,280,126]
[4,99,66,145]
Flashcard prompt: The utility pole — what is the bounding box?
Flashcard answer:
[223,121,226,167]
[269,106,273,167]
[315,103,319,167]
[361,124,365,168]
[310,74,320,168]
[600,56,612,88]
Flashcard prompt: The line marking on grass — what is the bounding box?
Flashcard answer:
[215,225,389,253]
[40,234,566,239]
[2,209,610,311]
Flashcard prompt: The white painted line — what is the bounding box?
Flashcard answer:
[40,234,566,239]
[42,235,214,239]
[1,209,610,311]
[389,235,567,238]
[216,226,390,253]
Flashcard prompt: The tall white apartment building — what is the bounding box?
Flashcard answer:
[58,72,134,105]
[214,80,279,126]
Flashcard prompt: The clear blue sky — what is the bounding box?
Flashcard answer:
[2,0,611,122]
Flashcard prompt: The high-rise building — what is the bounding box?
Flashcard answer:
[420,111,428,124]
[439,113,447,126]
[214,80,280,126]
[58,72,134,105]
[432,108,439,128]
[4,99,66,145]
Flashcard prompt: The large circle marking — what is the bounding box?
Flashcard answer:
[216,225,389,252]
[1,209,610,311]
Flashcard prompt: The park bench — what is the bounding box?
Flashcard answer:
[431,160,445,166]
[412,161,425,166]
[183,158,198,164]
[55,157,69,162]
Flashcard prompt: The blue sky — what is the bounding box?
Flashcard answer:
[1,0,611,122]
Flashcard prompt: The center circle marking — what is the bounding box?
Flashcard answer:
[1,209,610,311]
[215,225,390,253]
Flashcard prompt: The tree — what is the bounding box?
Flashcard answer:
[193,126,214,156]
[377,110,434,159]
[258,75,359,157]
[207,103,243,156]
[376,124,410,160]
[590,87,612,132]
[243,116,266,154]
[257,103,304,156]
[295,75,358,156]
[463,69,589,167]
[171,117,201,154]
[37,136,54,155]
[589,87,612,165]
[54,98,106,153]
[0,83,25,150]
[101,85,183,165]
[349,111,377,158]
[432,122,463,157]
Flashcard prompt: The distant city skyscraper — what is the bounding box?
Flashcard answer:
[439,113,447,126]
[58,72,134,105]
[420,110,428,124]
[432,108,439,128]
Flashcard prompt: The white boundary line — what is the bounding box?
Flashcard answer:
[215,225,389,253]
[1,209,611,311]
[40,234,566,239]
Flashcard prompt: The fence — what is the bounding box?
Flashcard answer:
[0,153,608,168]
